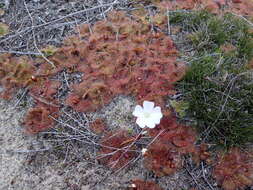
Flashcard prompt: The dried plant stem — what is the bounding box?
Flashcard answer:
[0,1,120,44]
[166,8,171,35]
[231,12,253,27]
[24,0,56,68]
[201,162,214,190]
[0,50,41,55]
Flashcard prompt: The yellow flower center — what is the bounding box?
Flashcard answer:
[143,112,151,118]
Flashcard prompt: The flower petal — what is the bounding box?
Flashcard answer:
[152,106,163,124]
[152,114,163,124]
[153,106,162,114]
[146,121,156,129]
[136,117,146,128]
[143,101,154,112]
[133,105,143,117]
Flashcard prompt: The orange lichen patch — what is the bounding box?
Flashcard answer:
[23,103,59,134]
[144,141,182,176]
[90,118,106,134]
[213,148,253,190]
[129,179,164,190]
[97,130,138,170]
[0,54,36,99]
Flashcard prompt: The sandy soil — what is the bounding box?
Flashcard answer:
[0,98,33,190]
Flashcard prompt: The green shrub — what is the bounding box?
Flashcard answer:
[174,10,253,148]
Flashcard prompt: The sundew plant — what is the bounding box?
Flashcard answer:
[1,0,253,190]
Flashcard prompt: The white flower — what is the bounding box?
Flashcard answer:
[141,148,148,155]
[132,101,163,129]
[130,184,136,188]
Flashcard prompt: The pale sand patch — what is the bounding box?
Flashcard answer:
[0,99,33,189]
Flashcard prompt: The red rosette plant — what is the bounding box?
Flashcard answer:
[23,103,59,134]
[90,118,106,135]
[143,140,182,176]
[45,10,186,112]
[66,78,113,112]
[213,148,253,190]
[192,143,212,165]
[24,79,61,134]
[148,115,197,154]
[97,130,138,170]
[0,54,36,99]
[29,79,61,102]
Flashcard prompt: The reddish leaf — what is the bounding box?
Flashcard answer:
[97,130,138,170]
[23,104,59,134]
[213,148,253,190]
[144,141,182,176]
[90,118,106,134]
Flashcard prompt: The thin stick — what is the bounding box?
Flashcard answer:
[29,94,61,108]
[185,167,205,189]
[231,12,253,28]
[201,162,215,190]
[0,50,41,55]
[167,7,171,35]
[6,148,50,154]
[13,88,28,108]
[0,1,120,43]
[24,0,56,68]
[63,71,70,88]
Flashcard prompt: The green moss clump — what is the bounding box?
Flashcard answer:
[171,11,253,60]
[174,10,253,148]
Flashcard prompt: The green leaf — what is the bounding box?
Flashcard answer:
[170,100,189,118]
[0,22,9,36]
[41,45,58,57]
